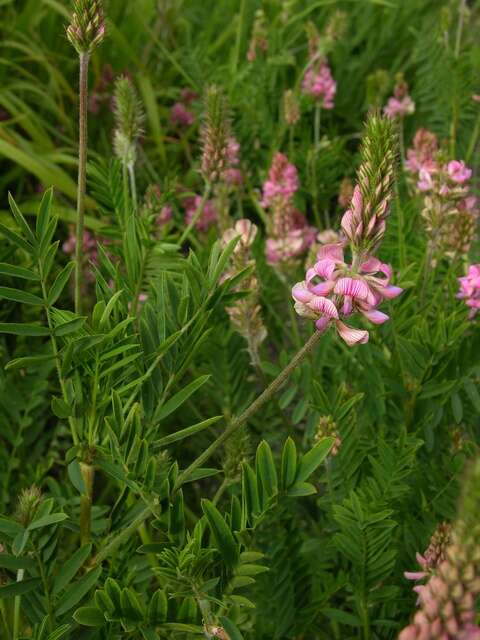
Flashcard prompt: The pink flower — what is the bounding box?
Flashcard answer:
[262,152,299,208]
[405,129,439,175]
[156,205,173,226]
[447,160,472,184]
[302,61,336,109]
[457,264,480,318]
[171,102,195,127]
[384,95,415,118]
[184,196,217,232]
[417,169,435,192]
[292,243,402,346]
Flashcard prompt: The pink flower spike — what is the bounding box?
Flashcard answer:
[447,160,472,184]
[308,296,339,318]
[292,282,314,304]
[336,321,369,346]
[361,309,389,324]
[351,185,363,217]
[334,277,370,300]
[341,209,354,237]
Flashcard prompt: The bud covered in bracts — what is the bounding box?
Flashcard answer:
[283,89,300,127]
[222,220,267,365]
[15,486,42,528]
[204,625,230,640]
[200,86,232,185]
[247,9,268,62]
[67,0,105,55]
[113,76,144,169]
[341,113,397,254]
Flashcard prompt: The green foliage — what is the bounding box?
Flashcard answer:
[0,1,479,639]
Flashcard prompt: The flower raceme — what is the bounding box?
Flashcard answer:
[302,60,337,109]
[292,243,402,345]
[457,265,480,318]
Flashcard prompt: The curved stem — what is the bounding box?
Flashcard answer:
[174,330,323,491]
[179,183,211,245]
[74,52,89,315]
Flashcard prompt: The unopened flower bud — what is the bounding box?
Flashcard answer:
[67,0,105,55]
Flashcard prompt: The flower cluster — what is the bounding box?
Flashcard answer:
[383,74,415,119]
[262,152,315,265]
[184,195,217,232]
[170,88,197,127]
[201,86,233,184]
[457,265,480,318]
[222,220,267,365]
[405,128,439,175]
[404,522,452,584]
[66,0,105,55]
[293,114,400,346]
[399,458,480,640]
[406,132,478,261]
[302,60,336,109]
[292,244,402,345]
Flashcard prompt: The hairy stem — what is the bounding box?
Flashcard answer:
[80,462,94,546]
[174,329,323,490]
[74,52,90,315]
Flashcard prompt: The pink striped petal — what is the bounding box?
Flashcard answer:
[314,258,337,280]
[361,256,381,273]
[352,185,363,217]
[307,296,339,318]
[336,321,369,346]
[292,281,313,303]
[334,277,370,300]
[361,308,389,324]
[309,280,335,296]
[341,210,354,237]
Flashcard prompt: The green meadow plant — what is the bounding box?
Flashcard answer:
[0,1,479,639]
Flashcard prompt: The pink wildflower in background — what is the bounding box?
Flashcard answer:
[405,129,439,175]
[171,102,195,127]
[457,265,480,318]
[302,60,336,109]
[156,205,173,226]
[261,152,299,208]
[184,195,217,232]
[262,153,315,265]
[383,75,415,119]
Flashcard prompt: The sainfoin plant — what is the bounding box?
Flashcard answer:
[0,1,479,640]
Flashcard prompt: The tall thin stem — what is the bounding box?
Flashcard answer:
[74,52,90,315]
[454,0,467,58]
[13,569,24,640]
[174,330,323,490]
[179,183,211,245]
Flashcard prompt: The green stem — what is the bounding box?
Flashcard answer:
[174,330,324,490]
[314,103,321,151]
[13,568,23,640]
[39,263,79,445]
[93,504,155,565]
[454,0,467,58]
[231,0,247,77]
[36,552,54,632]
[74,52,89,315]
[128,163,138,212]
